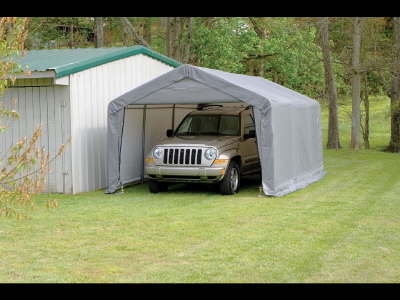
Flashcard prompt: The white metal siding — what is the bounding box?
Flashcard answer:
[0,82,72,193]
[69,54,173,193]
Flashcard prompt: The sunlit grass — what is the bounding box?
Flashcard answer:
[0,96,399,283]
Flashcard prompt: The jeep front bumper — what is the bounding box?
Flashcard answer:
[145,165,226,183]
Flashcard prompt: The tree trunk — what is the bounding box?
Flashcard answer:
[120,17,149,47]
[181,17,192,63]
[170,17,179,60]
[143,17,152,45]
[363,74,370,149]
[185,17,192,63]
[164,17,188,62]
[164,17,171,56]
[69,20,74,48]
[165,17,178,58]
[173,17,181,61]
[248,17,268,77]
[122,21,131,46]
[351,17,363,150]
[95,17,104,48]
[317,17,341,149]
[388,17,400,152]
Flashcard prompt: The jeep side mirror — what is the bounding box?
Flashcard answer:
[244,129,256,139]
[166,129,174,137]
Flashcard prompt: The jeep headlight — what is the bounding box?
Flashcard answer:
[153,147,163,159]
[204,148,217,160]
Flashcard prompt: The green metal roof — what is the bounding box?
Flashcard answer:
[17,46,181,78]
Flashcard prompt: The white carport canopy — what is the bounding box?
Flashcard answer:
[106,64,325,196]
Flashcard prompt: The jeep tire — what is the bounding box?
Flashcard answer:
[149,180,168,193]
[219,161,240,195]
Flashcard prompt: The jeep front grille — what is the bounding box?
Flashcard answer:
[162,147,204,165]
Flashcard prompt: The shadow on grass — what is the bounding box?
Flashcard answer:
[118,173,262,198]
[153,173,262,195]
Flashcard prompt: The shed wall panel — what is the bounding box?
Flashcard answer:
[0,85,72,193]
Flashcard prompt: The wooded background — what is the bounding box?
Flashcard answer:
[14,17,400,152]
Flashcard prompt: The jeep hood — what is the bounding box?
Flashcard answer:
[156,135,240,149]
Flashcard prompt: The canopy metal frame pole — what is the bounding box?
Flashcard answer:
[118,107,126,189]
[141,105,147,183]
[171,104,176,131]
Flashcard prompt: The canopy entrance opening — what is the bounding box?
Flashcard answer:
[106,64,325,196]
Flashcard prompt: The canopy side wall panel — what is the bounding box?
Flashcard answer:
[0,84,72,193]
[270,103,324,195]
[120,108,145,184]
[144,106,173,155]
[122,105,175,184]
[69,54,174,194]
[120,104,197,186]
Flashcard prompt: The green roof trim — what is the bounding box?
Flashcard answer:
[17,46,181,78]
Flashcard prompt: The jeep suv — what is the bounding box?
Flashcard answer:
[144,105,260,195]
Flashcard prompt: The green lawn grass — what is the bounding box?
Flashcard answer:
[1,96,399,283]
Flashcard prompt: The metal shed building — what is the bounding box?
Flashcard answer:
[0,46,180,193]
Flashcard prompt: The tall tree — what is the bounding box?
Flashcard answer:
[388,17,400,152]
[143,17,152,45]
[165,17,178,58]
[68,18,75,48]
[247,17,269,77]
[164,17,192,62]
[361,73,370,149]
[94,17,104,48]
[164,17,171,56]
[183,17,192,63]
[317,17,341,149]
[351,17,363,150]
[359,18,392,150]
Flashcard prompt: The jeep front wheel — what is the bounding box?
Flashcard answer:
[149,180,168,193]
[219,161,240,195]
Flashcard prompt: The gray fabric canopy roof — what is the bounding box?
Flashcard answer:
[106,64,325,196]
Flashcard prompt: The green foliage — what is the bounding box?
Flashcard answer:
[0,17,28,127]
[0,18,28,97]
[190,18,338,99]
[191,18,248,73]
[25,17,95,49]
[327,17,393,98]
[259,18,326,98]
[22,17,395,101]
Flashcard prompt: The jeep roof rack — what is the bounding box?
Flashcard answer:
[197,104,224,110]
[197,103,251,110]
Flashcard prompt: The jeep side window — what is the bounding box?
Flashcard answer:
[219,115,240,136]
[177,116,192,134]
[243,112,255,136]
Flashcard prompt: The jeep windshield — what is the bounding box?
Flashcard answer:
[175,114,240,136]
